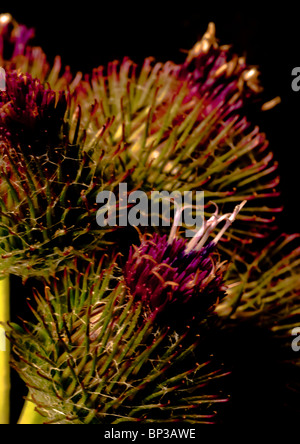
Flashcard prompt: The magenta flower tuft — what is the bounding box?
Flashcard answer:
[124,201,246,324]
[0,13,34,59]
[124,233,223,321]
[0,69,67,150]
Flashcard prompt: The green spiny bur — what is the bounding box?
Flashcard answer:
[8,262,229,424]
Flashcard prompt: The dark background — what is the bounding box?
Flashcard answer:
[1,2,299,426]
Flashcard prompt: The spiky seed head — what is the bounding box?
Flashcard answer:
[0,71,116,278]
[0,69,68,150]
[7,262,229,424]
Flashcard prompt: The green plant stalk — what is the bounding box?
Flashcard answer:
[0,277,10,424]
[18,398,44,425]
[0,278,44,425]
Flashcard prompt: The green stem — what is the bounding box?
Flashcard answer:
[18,398,44,425]
[0,279,44,425]
[0,277,10,424]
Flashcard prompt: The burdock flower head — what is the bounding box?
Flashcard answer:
[0,69,67,149]
[124,200,246,325]
[0,69,111,279]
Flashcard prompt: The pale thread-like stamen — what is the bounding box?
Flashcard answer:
[186,214,220,253]
[185,202,219,254]
[184,219,207,254]
[212,200,247,245]
[168,204,186,244]
[184,200,247,253]
[167,199,204,245]
[195,213,229,251]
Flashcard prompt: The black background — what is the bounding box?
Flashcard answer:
[1,2,299,426]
